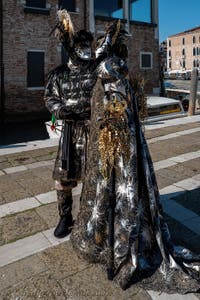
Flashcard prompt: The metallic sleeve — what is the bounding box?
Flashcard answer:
[44,73,64,119]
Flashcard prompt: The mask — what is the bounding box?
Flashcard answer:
[74,47,92,60]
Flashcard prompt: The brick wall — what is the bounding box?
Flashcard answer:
[3,0,84,121]
[3,0,159,122]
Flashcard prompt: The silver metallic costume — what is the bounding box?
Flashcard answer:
[44,10,114,238]
[71,32,200,293]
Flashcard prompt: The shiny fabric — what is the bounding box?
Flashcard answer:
[44,63,94,186]
[71,55,200,293]
[44,34,111,187]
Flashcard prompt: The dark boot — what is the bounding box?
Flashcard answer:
[54,190,74,238]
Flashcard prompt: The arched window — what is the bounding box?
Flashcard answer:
[193,47,196,56]
[182,38,185,45]
[182,48,185,55]
[169,50,171,57]
[193,36,196,44]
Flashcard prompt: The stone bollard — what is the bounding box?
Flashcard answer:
[188,68,198,116]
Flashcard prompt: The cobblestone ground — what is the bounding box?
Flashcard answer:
[0,116,200,300]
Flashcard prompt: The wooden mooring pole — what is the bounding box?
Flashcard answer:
[188,68,198,116]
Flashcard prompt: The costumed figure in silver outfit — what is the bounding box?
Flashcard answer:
[44,10,114,238]
[71,21,200,293]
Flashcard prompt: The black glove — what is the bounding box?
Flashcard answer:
[59,106,91,121]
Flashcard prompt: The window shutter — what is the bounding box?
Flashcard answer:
[27,51,44,87]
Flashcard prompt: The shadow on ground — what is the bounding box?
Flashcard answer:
[0,120,50,146]
[162,187,200,254]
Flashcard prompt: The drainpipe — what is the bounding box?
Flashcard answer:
[89,0,95,33]
[0,0,5,124]
[123,0,130,34]
[152,0,159,40]
[83,0,87,30]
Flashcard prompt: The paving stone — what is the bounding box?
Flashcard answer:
[148,290,199,300]
[155,174,175,190]
[0,170,5,176]
[0,194,5,205]
[2,188,31,204]
[36,202,58,228]
[60,264,151,300]
[0,156,8,163]
[4,165,28,174]
[0,197,41,218]
[10,155,37,167]
[1,210,48,244]
[38,242,90,280]
[145,122,200,140]
[0,161,12,170]
[0,254,48,290]
[35,190,56,204]
[156,168,192,186]
[167,162,199,178]
[0,232,51,268]
[0,271,67,300]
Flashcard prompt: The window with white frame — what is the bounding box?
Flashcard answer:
[140,52,152,69]
[27,51,44,88]
[26,0,46,8]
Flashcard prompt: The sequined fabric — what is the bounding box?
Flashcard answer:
[71,56,200,293]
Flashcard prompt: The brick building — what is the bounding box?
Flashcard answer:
[167,26,200,73]
[1,0,160,122]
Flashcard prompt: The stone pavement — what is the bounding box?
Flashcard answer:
[0,115,200,299]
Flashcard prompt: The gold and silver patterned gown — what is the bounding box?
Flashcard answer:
[71,55,200,293]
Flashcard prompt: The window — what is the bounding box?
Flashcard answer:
[169,40,171,47]
[26,0,46,8]
[193,47,196,56]
[193,60,196,67]
[169,50,171,57]
[182,38,185,45]
[27,51,44,88]
[140,52,152,69]
[169,61,171,69]
[183,60,186,68]
[193,36,196,44]
[58,0,76,12]
[130,0,151,23]
[182,49,185,56]
[94,0,123,18]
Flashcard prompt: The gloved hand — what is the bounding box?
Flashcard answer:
[59,106,91,121]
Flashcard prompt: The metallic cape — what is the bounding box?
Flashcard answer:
[71,56,200,293]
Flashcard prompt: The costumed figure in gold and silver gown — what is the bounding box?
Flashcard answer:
[71,22,200,293]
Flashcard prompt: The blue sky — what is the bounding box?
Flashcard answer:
[159,0,200,42]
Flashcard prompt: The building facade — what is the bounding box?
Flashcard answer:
[167,26,200,73]
[1,0,160,122]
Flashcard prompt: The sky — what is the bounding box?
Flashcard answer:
[159,0,200,42]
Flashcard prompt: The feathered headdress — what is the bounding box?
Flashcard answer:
[50,9,74,46]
